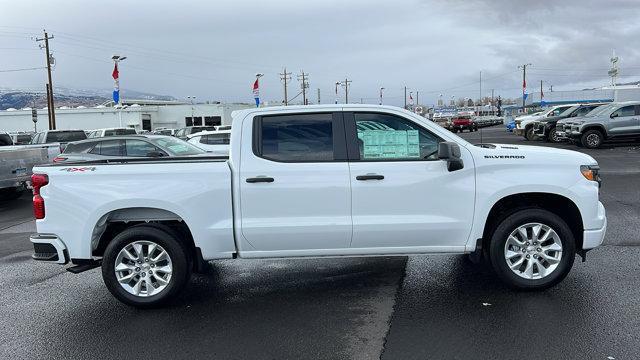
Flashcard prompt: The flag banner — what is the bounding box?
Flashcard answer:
[112,63,120,104]
[253,78,260,107]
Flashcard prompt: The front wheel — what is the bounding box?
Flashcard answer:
[547,127,561,143]
[102,225,192,307]
[489,209,575,290]
[581,129,604,149]
[525,127,536,141]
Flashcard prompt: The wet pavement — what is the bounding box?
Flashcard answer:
[0,125,638,359]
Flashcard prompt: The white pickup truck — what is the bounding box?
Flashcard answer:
[30,105,606,307]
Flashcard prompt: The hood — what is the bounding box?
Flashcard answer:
[476,143,597,166]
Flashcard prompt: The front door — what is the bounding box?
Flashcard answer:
[608,105,638,136]
[345,111,475,251]
[239,112,352,253]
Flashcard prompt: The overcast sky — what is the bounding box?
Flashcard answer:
[1,0,639,106]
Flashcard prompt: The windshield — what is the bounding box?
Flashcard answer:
[151,137,205,156]
[47,131,87,143]
[585,104,614,117]
[559,106,579,117]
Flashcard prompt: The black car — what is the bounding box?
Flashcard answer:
[532,104,605,142]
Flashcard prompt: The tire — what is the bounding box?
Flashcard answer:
[525,127,536,141]
[102,224,192,307]
[581,129,604,149]
[547,127,560,143]
[0,187,24,201]
[488,209,575,290]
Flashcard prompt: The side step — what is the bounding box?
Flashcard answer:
[67,260,101,274]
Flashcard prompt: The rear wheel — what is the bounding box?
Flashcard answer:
[581,129,604,149]
[488,209,575,290]
[102,225,191,307]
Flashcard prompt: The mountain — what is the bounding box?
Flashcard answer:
[0,87,176,110]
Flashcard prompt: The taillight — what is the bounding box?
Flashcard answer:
[31,174,49,219]
[53,156,67,163]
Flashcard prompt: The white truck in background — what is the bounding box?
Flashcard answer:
[30,105,606,307]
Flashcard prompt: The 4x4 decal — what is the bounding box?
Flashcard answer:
[59,167,97,172]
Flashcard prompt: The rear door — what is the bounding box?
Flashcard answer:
[239,112,352,253]
[345,111,475,251]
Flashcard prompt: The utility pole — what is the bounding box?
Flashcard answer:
[379,87,385,105]
[36,30,55,129]
[340,78,352,103]
[479,71,482,106]
[518,63,532,112]
[45,83,52,129]
[297,70,309,105]
[335,82,340,104]
[317,88,321,104]
[416,91,419,106]
[540,80,543,104]
[280,67,291,105]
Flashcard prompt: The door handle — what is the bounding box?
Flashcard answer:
[356,174,384,181]
[246,176,275,183]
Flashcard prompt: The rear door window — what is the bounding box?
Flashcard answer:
[89,140,123,156]
[255,113,339,162]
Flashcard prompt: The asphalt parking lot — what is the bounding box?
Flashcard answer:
[1,125,639,359]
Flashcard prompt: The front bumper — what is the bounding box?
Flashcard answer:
[30,234,68,264]
[583,201,607,249]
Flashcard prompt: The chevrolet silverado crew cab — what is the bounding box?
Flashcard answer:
[30,105,607,307]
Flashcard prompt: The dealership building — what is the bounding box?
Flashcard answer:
[0,100,253,133]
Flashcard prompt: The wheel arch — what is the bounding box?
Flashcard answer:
[480,192,584,254]
[90,207,201,267]
[581,124,607,137]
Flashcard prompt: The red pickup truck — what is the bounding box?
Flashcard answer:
[451,115,478,133]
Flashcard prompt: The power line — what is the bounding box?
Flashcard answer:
[0,66,46,73]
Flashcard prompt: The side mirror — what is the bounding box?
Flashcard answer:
[610,113,618,118]
[438,142,464,172]
[146,151,165,158]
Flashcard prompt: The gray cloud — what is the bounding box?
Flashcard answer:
[1,0,639,106]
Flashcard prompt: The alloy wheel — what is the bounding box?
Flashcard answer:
[504,223,562,280]
[114,240,173,297]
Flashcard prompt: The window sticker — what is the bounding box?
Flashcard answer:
[358,129,420,159]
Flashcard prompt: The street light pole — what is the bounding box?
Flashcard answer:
[379,87,385,105]
[187,96,195,125]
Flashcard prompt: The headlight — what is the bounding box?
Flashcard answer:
[580,165,601,187]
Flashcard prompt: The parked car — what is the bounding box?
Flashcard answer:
[30,129,87,145]
[451,115,477,133]
[0,131,13,146]
[54,135,206,162]
[556,101,640,148]
[87,127,138,138]
[9,132,33,145]
[0,144,48,200]
[187,130,230,156]
[152,128,176,136]
[174,126,217,140]
[515,105,574,140]
[30,104,605,307]
[532,104,605,143]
